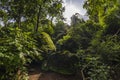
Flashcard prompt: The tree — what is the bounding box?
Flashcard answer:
[0,0,64,79]
[103,4,120,35]
[53,21,69,41]
[83,0,117,24]
[0,0,64,32]
[71,13,84,25]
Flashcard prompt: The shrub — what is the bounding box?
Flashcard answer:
[0,27,41,80]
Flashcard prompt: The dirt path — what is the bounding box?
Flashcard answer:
[28,65,81,80]
[28,65,42,80]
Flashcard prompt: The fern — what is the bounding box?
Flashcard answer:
[41,32,56,51]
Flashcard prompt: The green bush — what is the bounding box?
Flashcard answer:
[91,35,120,79]
[42,51,78,75]
[76,50,110,80]
[0,27,41,80]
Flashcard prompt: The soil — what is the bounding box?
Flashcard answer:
[28,65,82,80]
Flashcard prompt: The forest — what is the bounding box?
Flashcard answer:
[0,0,120,80]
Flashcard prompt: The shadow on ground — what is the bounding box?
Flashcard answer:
[28,65,82,80]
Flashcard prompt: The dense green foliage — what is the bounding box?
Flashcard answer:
[0,0,120,80]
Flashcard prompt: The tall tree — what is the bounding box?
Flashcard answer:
[0,0,64,32]
[83,0,117,24]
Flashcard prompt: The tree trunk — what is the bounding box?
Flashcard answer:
[35,6,41,32]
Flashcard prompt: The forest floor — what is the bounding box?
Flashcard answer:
[28,64,81,80]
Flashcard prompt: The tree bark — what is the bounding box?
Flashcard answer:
[35,6,41,32]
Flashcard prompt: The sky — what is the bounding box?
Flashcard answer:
[63,0,86,24]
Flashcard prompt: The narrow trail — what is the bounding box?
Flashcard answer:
[28,65,42,80]
[28,65,82,80]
